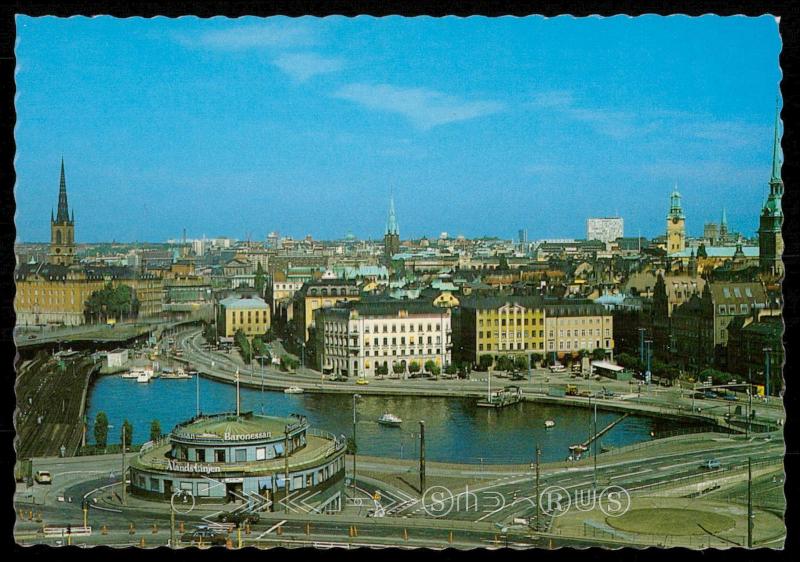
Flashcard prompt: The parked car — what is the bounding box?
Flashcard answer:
[181,528,227,546]
[356,378,369,385]
[34,470,52,484]
[216,511,260,526]
[701,459,721,470]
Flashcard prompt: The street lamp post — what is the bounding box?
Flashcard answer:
[763,347,771,403]
[352,393,361,496]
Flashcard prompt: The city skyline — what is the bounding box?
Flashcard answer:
[15,15,781,243]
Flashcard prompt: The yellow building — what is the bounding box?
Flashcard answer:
[218,295,270,338]
[456,297,546,363]
[15,263,164,327]
[293,280,360,344]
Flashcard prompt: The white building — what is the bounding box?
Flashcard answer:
[315,300,452,378]
[586,217,624,244]
[106,348,129,369]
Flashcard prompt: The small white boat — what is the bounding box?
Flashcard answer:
[544,419,556,428]
[284,386,304,394]
[377,413,403,427]
[136,369,154,383]
[120,370,139,379]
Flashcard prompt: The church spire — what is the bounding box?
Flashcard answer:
[386,192,399,236]
[56,157,71,223]
[721,207,727,227]
[770,98,783,189]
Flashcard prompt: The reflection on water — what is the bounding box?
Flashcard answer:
[86,375,691,464]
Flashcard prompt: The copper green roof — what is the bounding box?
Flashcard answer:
[173,412,299,439]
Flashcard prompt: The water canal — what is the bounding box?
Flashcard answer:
[86,375,698,464]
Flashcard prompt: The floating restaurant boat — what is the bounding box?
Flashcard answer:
[477,384,524,409]
[544,420,556,428]
[284,386,304,394]
[377,413,403,427]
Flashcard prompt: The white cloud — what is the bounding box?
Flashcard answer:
[272,52,344,82]
[177,22,317,50]
[334,83,504,130]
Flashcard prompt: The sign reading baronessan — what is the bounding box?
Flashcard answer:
[167,460,222,474]
[223,432,273,441]
[173,431,273,441]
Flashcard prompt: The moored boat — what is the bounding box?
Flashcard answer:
[544,419,556,428]
[377,413,403,427]
[284,386,304,394]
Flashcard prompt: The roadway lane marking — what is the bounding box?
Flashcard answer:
[257,520,287,539]
[610,469,650,480]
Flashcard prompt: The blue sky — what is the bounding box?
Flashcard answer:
[15,15,782,243]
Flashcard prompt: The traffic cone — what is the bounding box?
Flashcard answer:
[101,525,108,535]
[139,536,145,547]
[152,523,158,534]
[179,521,184,533]
[129,523,136,535]
[305,523,310,535]
[277,525,283,536]
[353,525,358,537]
[226,537,233,549]
[449,531,453,544]
[403,528,408,541]
[28,510,33,520]
[348,525,354,538]
[245,522,251,535]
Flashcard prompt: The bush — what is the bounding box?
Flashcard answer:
[514,355,529,371]
[477,355,493,371]
[280,355,299,372]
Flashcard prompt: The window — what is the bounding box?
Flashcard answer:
[718,305,726,315]
[215,449,226,463]
[235,448,247,462]
[741,304,749,314]
[196,449,206,462]
[256,447,266,461]
[197,482,210,496]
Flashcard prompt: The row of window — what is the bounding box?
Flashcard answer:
[326,348,443,357]
[479,331,544,339]
[479,342,544,351]
[718,303,751,315]
[231,310,269,323]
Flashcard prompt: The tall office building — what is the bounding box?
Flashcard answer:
[586,217,623,244]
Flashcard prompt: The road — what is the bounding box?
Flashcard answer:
[15,431,784,548]
[171,327,785,430]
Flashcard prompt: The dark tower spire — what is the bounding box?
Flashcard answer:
[56,157,71,223]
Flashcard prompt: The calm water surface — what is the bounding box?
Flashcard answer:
[86,375,691,464]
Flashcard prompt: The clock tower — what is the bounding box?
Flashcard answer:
[666,186,685,254]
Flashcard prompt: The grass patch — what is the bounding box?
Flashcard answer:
[607,508,736,536]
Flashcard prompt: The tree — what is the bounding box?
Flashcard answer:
[513,355,529,371]
[393,362,406,375]
[591,348,607,361]
[615,353,642,371]
[427,362,441,377]
[409,361,421,376]
[280,355,299,372]
[530,352,544,367]
[202,321,217,345]
[235,329,252,363]
[376,364,389,376]
[254,262,266,297]
[477,355,493,371]
[121,419,133,449]
[444,363,458,375]
[496,355,514,372]
[84,282,139,323]
[149,419,162,443]
[346,437,358,455]
[94,411,109,448]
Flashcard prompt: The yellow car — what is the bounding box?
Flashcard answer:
[356,378,369,385]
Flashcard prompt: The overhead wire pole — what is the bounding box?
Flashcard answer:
[747,457,753,548]
[535,444,541,532]
[419,421,426,494]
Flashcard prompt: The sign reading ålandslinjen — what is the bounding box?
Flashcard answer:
[167,460,222,474]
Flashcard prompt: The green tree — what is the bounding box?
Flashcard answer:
[280,355,299,372]
[477,355,493,371]
[444,363,458,375]
[530,352,544,366]
[121,419,133,449]
[376,364,389,376]
[408,361,421,376]
[235,329,252,363]
[513,355,529,371]
[427,362,441,377]
[149,419,162,443]
[591,348,607,361]
[346,437,358,455]
[254,262,266,297]
[84,282,140,323]
[94,411,109,448]
[496,355,514,372]
[393,362,406,375]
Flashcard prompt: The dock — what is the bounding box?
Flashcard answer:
[581,413,630,449]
